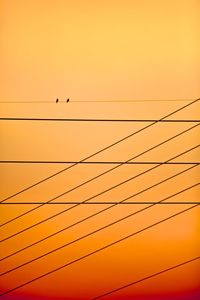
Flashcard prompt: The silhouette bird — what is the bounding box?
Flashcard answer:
[56,98,59,103]
[66,98,70,103]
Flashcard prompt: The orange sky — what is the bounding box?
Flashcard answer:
[0,1,200,299]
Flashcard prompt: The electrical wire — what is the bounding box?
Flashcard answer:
[0,163,198,261]
[0,182,198,276]
[1,97,199,206]
[1,123,199,229]
[0,203,198,296]
[92,256,200,299]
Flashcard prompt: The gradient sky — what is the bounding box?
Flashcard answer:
[0,1,200,299]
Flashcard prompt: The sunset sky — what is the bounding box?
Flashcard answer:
[0,0,200,299]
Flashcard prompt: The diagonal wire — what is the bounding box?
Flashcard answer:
[1,122,199,229]
[1,181,199,276]
[0,141,199,242]
[0,122,155,203]
[0,136,199,242]
[0,203,199,296]
[92,256,200,299]
[1,98,199,205]
[0,162,198,261]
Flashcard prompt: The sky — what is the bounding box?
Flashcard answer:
[0,0,200,299]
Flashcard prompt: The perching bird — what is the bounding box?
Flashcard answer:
[66,98,70,103]
[56,98,59,103]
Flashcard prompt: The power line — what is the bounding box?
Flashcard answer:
[1,201,199,205]
[1,97,199,207]
[0,203,198,296]
[0,123,199,229]
[0,130,198,233]
[0,105,199,234]
[0,123,157,204]
[1,163,198,261]
[0,99,196,104]
[1,117,199,122]
[0,142,198,241]
[92,256,200,299]
[1,182,198,276]
[0,161,199,165]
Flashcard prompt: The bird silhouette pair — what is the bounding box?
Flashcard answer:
[56,98,69,103]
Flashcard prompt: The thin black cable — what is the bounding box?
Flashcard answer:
[0,204,198,296]
[1,163,198,261]
[0,101,199,235]
[0,141,198,241]
[0,142,199,241]
[1,201,199,205]
[92,256,200,299]
[0,99,195,104]
[1,117,199,122]
[0,124,156,204]
[1,182,198,276]
[1,97,199,206]
[1,123,199,229]
[0,161,199,165]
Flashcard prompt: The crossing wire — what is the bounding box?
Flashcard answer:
[0,162,198,261]
[1,97,199,205]
[0,122,199,228]
[0,203,199,296]
[0,138,199,242]
[0,99,199,296]
[1,181,198,276]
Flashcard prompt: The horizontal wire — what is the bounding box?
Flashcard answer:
[1,98,199,209]
[1,201,199,205]
[0,117,199,122]
[1,127,198,214]
[1,183,199,280]
[1,135,198,228]
[0,99,195,104]
[0,143,198,242]
[0,99,198,294]
[0,123,156,204]
[0,204,198,296]
[0,100,199,234]
[0,144,199,242]
[0,164,197,262]
[0,161,199,165]
[1,182,198,275]
[92,256,200,299]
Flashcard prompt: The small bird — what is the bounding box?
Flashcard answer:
[66,98,70,103]
[56,98,59,103]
